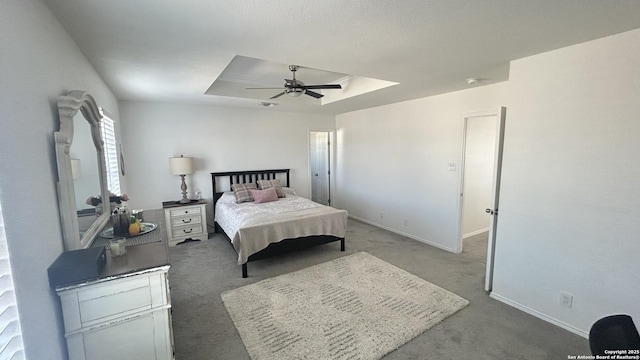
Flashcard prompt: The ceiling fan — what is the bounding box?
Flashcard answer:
[246,65,342,99]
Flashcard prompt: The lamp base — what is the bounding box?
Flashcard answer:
[178,174,190,203]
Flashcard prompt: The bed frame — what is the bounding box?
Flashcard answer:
[211,169,345,278]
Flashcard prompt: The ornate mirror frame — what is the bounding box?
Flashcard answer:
[55,90,111,250]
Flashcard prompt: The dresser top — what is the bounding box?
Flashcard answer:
[56,209,170,291]
[162,199,207,208]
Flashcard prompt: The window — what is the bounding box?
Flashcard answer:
[99,108,121,195]
[0,203,25,360]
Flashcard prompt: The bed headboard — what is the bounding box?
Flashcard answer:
[211,169,290,207]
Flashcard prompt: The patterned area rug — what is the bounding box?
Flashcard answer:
[221,252,469,360]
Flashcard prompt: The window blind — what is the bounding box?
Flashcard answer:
[99,109,121,195]
[0,204,25,360]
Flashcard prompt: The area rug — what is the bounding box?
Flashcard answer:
[221,252,469,360]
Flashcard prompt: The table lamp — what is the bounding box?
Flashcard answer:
[169,155,194,203]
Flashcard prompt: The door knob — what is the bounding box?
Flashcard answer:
[485,208,494,215]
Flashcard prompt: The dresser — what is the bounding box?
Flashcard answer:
[54,210,174,360]
[162,199,208,247]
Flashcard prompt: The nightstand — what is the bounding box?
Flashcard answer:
[162,199,208,247]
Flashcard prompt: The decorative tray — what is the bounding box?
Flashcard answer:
[99,222,158,239]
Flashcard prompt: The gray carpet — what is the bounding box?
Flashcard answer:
[168,220,590,359]
[222,252,468,360]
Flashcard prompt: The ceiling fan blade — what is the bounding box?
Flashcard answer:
[270,92,285,99]
[305,90,324,99]
[303,84,342,90]
[246,87,286,90]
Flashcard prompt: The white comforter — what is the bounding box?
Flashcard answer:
[215,192,348,265]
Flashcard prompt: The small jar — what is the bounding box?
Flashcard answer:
[109,237,127,257]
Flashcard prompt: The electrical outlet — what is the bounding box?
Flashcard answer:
[403,219,408,226]
[447,163,456,171]
[560,292,573,308]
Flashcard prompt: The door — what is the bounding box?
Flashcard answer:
[310,131,331,206]
[484,107,506,291]
[458,107,506,292]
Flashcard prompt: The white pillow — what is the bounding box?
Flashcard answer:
[217,191,237,204]
[282,187,297,196]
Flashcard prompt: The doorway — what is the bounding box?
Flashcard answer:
[309,130,333,206]
[457,107,506,292]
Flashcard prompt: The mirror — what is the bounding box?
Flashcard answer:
[70,111,103,239]
[55,90,111,250]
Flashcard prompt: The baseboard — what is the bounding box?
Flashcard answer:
[348,215,457,253]
[462,228,489,239]
[489,292,589,339]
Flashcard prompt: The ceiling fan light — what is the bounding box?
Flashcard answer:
[286,88,304,97]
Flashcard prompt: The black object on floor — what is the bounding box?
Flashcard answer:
[589,314,640,355]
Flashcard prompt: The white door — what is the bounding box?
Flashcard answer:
[310,131,331,206]
[458,107,506,292]
[484,107,506,291]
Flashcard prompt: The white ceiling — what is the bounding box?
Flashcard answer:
[44,0,640,115]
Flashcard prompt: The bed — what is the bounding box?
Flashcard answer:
[211,169,347,278]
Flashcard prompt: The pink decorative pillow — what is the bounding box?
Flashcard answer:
[249,187,279,204]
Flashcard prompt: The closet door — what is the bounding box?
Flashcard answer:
[310,131,331,206]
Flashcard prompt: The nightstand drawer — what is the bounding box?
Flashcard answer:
[171,223,203,238]
[171,215,202,227]
[170,206,201,217]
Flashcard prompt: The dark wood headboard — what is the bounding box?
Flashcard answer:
[211,168,290,211]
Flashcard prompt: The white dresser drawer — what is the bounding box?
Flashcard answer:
[170,215,202,227]
[57,267,173,360]
[78,277,152,324]
[169,206,201,217]
[171,223,203,238]
[59,271,170,333]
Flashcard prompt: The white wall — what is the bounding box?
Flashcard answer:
[0,0,119,358]
[335,28,640,336]
[119,102,335,226]
[335,83,508,252]
[461,115,496,237]
[491,28,640,336]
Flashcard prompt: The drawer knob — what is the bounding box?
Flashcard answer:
[183,229,193,234]
[181,218,192,223]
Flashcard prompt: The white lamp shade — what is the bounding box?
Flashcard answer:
[169,156,194,175]
[71,159,81,180]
